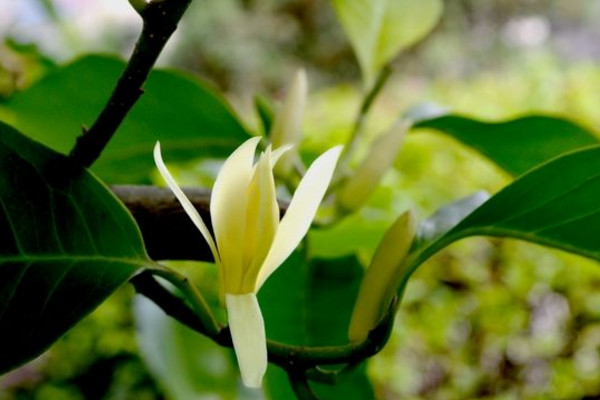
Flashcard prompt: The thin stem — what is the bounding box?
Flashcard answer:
[147,265,221,337]
[69,0,194,167]
[134,267,398,370]
[305,362,361,384]
[131,271,213,335]
[289,372,320,400]
[112,185,215,261]
[112,185,289,262]
[338,63,394,174]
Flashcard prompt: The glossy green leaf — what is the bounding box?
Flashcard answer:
[418,191,490,245]
[0,55,251,183]
[260,253,374,399]
[0,121,149,373]
[400,145,600,294]
[259,252,308,345]
[260,253,363,346]
[414,114,599,176]
[331,0,443,87]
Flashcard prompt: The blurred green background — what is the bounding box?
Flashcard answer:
[2,0,600,399]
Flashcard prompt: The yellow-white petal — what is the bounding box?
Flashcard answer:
[153,142,219,263]
[226,293,267,388]
[270,144,294,168]
[270,69,307,149]
[270,69,307,176]
[255,146,343,290]
[211,137,261,291]
[240,151,279,292]
[338,120,409,212]
[348,209,416,342]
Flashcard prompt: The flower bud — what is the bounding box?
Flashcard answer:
[348,209,416,342]
[337,119,410,212]
[269,69,308,176]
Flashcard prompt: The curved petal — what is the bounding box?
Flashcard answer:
[153,142,219,263]
[270,144,293,168]
[348,209,416,342]
[211,137,261,291]
[255,146,342,290]
[240,151,279,292]
[226,293,267,388]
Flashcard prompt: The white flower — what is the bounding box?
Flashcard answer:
[154,137,341,387]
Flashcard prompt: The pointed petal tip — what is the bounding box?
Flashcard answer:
[153,141,162,163]
[152,139,220,263]
[270,143,294,167]
[255,144,342,290]
[293,68,308,92]
[245,135,263,149]
[328,144,344,160]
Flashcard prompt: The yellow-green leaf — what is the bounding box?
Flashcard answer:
[332,0,443,87]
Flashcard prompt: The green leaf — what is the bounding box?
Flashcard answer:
[254,95,275,137]
[400,145,600,294]
[331,0,443,87]
[260,253,374,399]
[1,55,251,183]
[0,121,149,373]
[260,253,363,346]
[414,114,599,176]
[418,191,490,244]
[259,252,308,345]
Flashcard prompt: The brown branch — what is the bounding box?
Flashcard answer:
[112,185,213,261]
[69,0,194,167]
[112,185,287,261]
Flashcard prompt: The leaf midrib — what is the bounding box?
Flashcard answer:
[0,254,150,266]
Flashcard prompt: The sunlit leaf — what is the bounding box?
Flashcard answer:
[418,191,490,244]
[0,121,149,373]
[399,145,600,294]
[414,113,599,176]
[0,55,251,183]
[332,0,443,87]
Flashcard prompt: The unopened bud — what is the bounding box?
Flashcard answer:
[348,209,416,342]
[337,119,409,212]
[270,69,308,176]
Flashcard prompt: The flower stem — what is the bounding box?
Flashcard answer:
[146,265,221,337]
[134,267,398,370]
[69,0,194,167]
[337,63,394,175]
[289,372,320,400]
